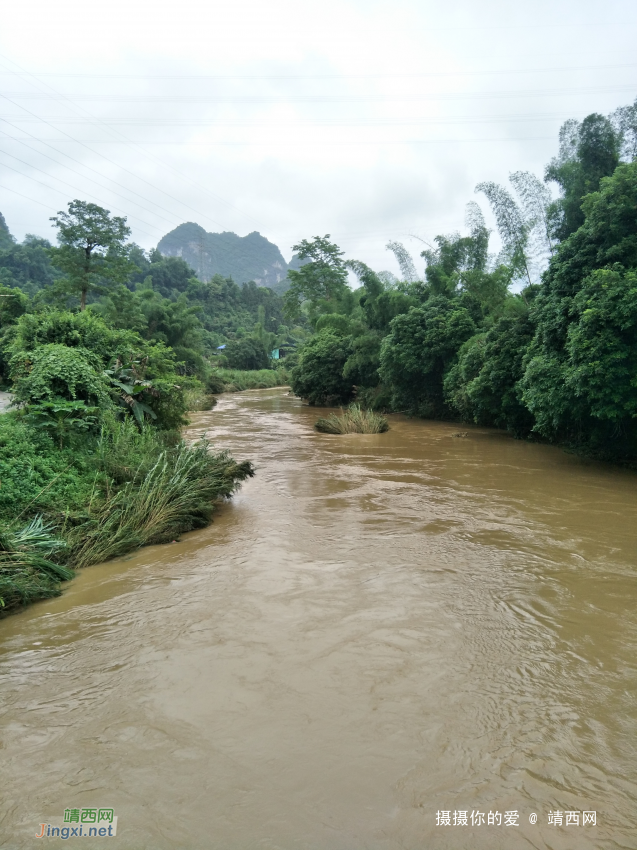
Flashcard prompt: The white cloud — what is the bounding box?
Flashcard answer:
[1,0,636,274]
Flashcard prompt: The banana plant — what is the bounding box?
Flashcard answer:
[103,358,158,425]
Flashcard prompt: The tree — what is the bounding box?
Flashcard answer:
[520,161,637,457]
[224,338,269,370]
[476,181,533,285]
[444,311,536,436]
[283,235,349,321]
[545,113,621,241]
[379,296,476,418]
[49,201,133,310]
[385,241,419,282]
[290,329,354,405]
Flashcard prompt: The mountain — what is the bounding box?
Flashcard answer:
[157,223,291,294]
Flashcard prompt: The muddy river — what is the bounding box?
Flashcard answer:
[1,388,636,848]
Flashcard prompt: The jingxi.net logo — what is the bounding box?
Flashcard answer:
[35,808,118,839]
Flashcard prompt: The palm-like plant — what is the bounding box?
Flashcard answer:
[103,357,158,425]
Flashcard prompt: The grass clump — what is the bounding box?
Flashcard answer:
[183,386,217,411]
[66,438,253,569]
[209,367,289,393]
[315,403,389,434]
[0,517,73,611]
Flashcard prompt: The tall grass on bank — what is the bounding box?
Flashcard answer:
[315,403,389,434]
[66,427,254,569]
[0,416,253,614]
[209,367,289,393]
[183,386,217,411]
[0,517,73,610]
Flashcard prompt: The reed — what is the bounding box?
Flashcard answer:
[315,403,389,434]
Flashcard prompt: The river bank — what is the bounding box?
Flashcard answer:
[1,386,635,849]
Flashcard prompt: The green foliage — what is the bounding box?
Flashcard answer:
[379,296,476,417]
[0,284,29,327]
[522,266,637,455]
[0,517,72,611]
[315,403,389,434]
[224,337,269,370]
[444,312,535,435]
[49,200,134,310]
[103,359,158,425]
[25,399,100,449]
[211,367,289,392]
[520,160,637,457]
[10,343,111,408]
[290,328,354,405]
[284,235,350,322]
[0,415,94,520]
[0,411,254,612]
[545,113,621,241]
[0,235,61,298]
[65,438,254,569]
[0,212,14,250]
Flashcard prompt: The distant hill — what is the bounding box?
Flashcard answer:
[157,223,292,294]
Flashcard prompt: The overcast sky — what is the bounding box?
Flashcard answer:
[1,0,636,277]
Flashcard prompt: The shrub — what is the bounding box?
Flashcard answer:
[291,329,353,405]
[224,338,269,370]
[10,343,111,408]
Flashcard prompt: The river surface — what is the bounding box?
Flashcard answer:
[1,387,636,849]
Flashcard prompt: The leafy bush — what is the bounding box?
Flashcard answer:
[224,337,269,370]
[379,296,476,417]
[444,313,535,435]
[10,343,110,407]
[291,329,353,405]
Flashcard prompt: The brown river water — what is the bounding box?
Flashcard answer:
[1,387,636,849]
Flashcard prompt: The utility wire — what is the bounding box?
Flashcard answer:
[0,146,164,239]
[0,55,264,231]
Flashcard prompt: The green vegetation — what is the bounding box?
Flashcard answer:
[1,95,636,615]
[210,367,290,392]
[0,205,304,614]
[0,517,72,611]
[290,97,637,464]
[315,403,389,434]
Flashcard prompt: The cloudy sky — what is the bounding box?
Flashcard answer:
[1,0,636,276]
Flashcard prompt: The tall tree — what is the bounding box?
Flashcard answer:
[385,241,419,282]
[475,181,533,286]
[544,113,620,241]
[49,201,133,310]
[283,235,349,321]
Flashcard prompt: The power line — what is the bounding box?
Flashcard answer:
[0,54,264,232]
[2,83,636,103]
[1,62,636,81]
[0,146,165,239]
